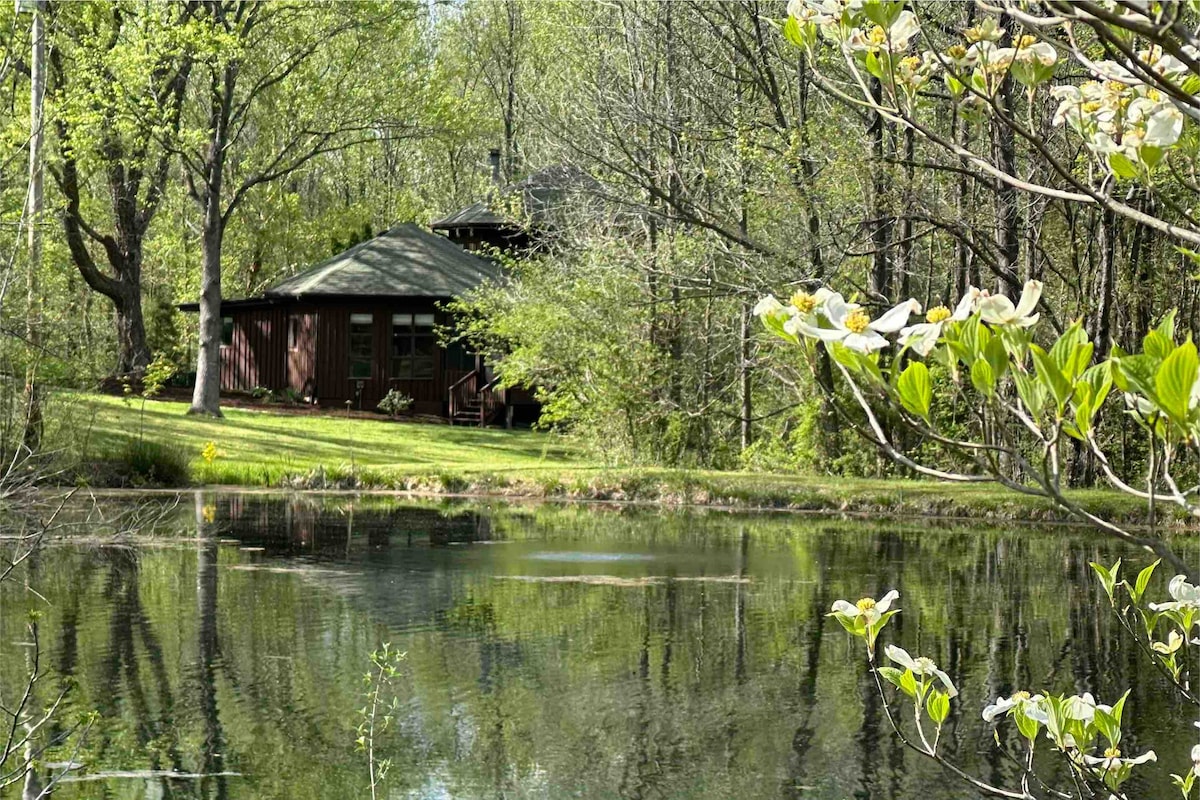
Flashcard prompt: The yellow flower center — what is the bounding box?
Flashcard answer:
[790,291,817,314]
[1146,87,1162,102]
[1011,690,1030,702]
[1081,101,1102,113]
[900,55,921,71]
[855,597,876,614]
[926,305,951,324]
[1104,747,1121,759]
[947,44,967,60]
[844,309,871,334]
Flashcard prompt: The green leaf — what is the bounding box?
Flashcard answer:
[1049,322,1087,372]
[782,15,811,49]
[1030,345,1071,413]
[927,691,951,725]
[864,51,885,80]
[970,359,995,397]
[1155,341,1198,424]
[959,318,981,365]
[1132,560,1159,603]
[1014,706,1041,742]
[1013,371,1046,418]
[1108,151,1140,179]
[1081,362,1113,415]
[896,361,933,421]
[899,669,918,699]
[1093,706,1120,747]
[1090,559,1121,601]
[1155,310,1177,348]
[983,334,1008,380]
[1143,329,1173,361]
[878,666,905,690]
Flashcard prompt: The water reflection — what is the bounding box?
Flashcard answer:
[0,493,1191,799]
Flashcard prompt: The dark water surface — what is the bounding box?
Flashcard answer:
[0,493,1193,799]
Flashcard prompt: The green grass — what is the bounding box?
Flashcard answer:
[68,394,588,486]
[59,393,1187,528]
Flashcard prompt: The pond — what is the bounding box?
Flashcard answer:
[0,492,1191,799]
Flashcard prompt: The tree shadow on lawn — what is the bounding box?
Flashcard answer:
[124,408,577,466]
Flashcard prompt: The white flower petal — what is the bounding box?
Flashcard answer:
[831,599,858,616]
[1013,280,1043,318]
[786,318,848,342]
[823,294,850,327]
[933,667,958,698]
[754,295,783,317]
[951,290,977,321]
[884,645,918,671]
[876,590,899,613]
[900,323,941,357]
[843,330,889,352]
[977,294,1017,324]
[870,299,921,334]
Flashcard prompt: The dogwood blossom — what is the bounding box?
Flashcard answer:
[790,293,920,352]
[900,289,978,356]
[1149,574,1200,612]
[1083,748,1157,770]
[829,589,900,655]
[847,11,920,54]
[982,691,1048,723]
[883,645,958,697]
[830,589,898,627]
[977,280,1042,327]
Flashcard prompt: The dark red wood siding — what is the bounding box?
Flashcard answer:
[213,298,514,417]
[221,307,287,392]
[313,300,461,413]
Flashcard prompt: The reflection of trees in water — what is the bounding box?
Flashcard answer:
[11,495,1193,799]
[93,546,189,787]
[193,492,228,800]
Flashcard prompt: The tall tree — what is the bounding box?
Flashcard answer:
[181,1,424,416]
[47,2,194,376]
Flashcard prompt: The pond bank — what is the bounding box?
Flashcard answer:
[63,393,1183,530]
[105,468,1183,530]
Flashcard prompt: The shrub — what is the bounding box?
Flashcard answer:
[377,389,413,418]
[118,438,191,487]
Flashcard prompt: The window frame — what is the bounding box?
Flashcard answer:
[220,316,234,347]
[390,312,436,381]
[348,313,374,380]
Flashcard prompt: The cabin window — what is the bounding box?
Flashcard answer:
[348,313,373,379]
[287,317,299,350]
[220,316,233,347]
[391,313,435,380]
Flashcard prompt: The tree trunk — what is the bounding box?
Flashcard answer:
[190,221,224,417]
[113,280,152,376]
[992,14,1022,293]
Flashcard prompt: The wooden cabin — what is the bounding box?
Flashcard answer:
[183,223,529,423]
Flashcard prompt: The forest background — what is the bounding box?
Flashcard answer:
[0,0,1187,486]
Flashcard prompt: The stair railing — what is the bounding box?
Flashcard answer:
[479,375,504,426]
[448,369,478,420]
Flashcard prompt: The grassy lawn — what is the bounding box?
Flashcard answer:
[71,394,588,485]
[60,393,1182,528]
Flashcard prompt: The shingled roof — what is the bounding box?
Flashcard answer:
[265,223,501,299]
